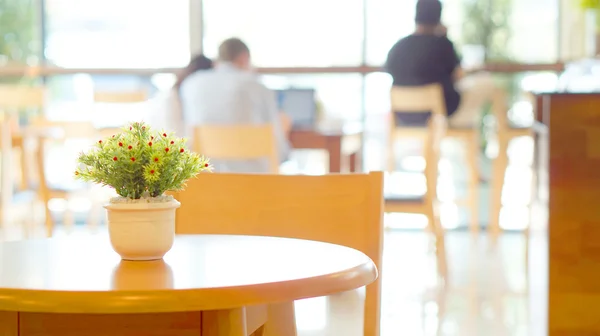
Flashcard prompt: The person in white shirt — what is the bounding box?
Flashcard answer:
[179,38,291,173]
[147,54,213,136]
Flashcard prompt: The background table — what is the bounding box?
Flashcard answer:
[290,123,363,173]
[0,234,377,336]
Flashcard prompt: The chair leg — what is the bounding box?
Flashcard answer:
[428,203,447,281]
[44,200,54,237]
[490,136,509,242]
[467,134,480,236]
[63,203,75,233]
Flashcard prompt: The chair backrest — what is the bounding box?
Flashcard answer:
[388,84,447,175]
[390,83,446,117]
[193,125,279,173]
[29,119,98,139]
[0,85,45,110]
[172,172,384,336]
[93,91,148,103]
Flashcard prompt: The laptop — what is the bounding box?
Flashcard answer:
[275,88,317,129]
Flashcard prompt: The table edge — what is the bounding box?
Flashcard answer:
[0,259,377,314]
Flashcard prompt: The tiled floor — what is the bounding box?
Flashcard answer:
[0,221,543,336]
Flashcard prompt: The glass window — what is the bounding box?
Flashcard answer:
[261,73,364,121]
[0,0,41,65]
[507,0,559,62]
[202,0,364,67]
[44,0,190,68]
[365,0,416,66]
[45,74,157,126]
[458,0,558,62]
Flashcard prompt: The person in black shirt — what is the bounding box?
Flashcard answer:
[385,0,495,128]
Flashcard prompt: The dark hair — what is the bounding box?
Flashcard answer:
[218,38,250,62]
[415,0,442,26]
[174,54,213,89]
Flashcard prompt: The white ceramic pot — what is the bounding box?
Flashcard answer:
[104,199,181,261]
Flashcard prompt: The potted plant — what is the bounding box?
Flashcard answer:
[75,121,211,260]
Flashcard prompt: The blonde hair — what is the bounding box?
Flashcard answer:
[218,38,250,62]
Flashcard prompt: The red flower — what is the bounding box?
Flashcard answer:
[170,140,174,144]
[148,141,153,146]
[165,147,169,152]
[128,145,133,150]
[153,157,159,162]
[204,163,209,167]
[151,136,154,140]
[113,156,118,161]
[118,142,123,147]
[98,140,102,144]
[129,127,132,130]
[150,169,155,174]
[163,133,167,137]
[130,157,136,162]
[179,148,184,153]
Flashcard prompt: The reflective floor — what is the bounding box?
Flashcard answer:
[293,230,541,336]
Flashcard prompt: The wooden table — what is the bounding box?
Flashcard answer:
[0,234,377,336]
[290,123,363,173]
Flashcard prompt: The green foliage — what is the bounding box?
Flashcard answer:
[0,0,38,63]
[75,122,211,199]
[580,0,600,9]
[461,0,512,61]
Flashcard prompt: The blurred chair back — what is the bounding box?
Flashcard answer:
[172,172,384,336]
[193,125,279,173]
[0,85,45,111]
[93,90,148,137]
[0,86,46,211]
[30,119,98,139]
[388,84,446,172]
[93,91,148,103]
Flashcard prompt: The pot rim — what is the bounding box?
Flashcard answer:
[104,199,181,211]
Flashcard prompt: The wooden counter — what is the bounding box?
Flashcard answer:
[534,92,600,335]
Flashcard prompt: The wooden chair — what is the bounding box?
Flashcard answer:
[0,85,45,224]
[193,125,280,173]
[489,89,534,240]
[386,84,447,279]
[29,118,99,236]
[172,172,384,336]
[388,83,479,235]
[93,90,148,104]
[93,90,148,138]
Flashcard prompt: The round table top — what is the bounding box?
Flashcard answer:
[0,235,377,313]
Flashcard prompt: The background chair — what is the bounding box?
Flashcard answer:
[489,89,533,240]
[193,125,280,173]
[93,90,148,138]
[29,118,99,236]
[0,85,45,226]
[93,90,148,104]
[386,84,447,279]
[172,172,384,336]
